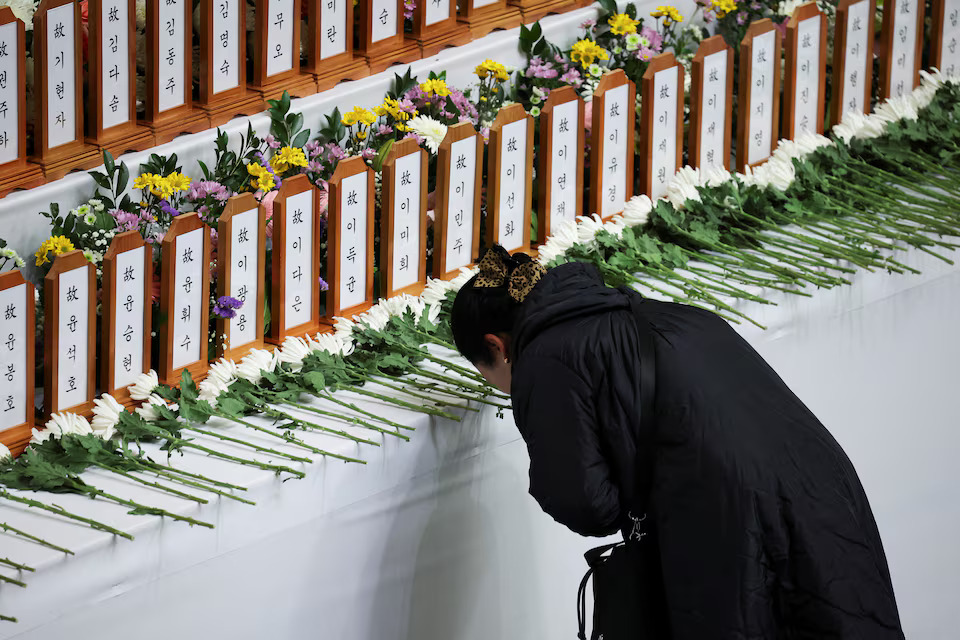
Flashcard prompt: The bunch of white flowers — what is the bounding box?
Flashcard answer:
[31,412,93,444]
[0,442,11,462]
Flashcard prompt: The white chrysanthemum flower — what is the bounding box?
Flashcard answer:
[333,316,356,341]
[625,33,641,51]
[237,348,277,384]
[128,369,160,401]
[33,412,93,443]
[91,394,124,440]
[135,394,173,423]
[0,442,11,461]
[575,214,605,247]
[666,166,703,209]
[874,96,919,124]
[537,218,579,264]
[356,304,391,332]
[309,331,349,356]
[207,359,239,387]
[426,303,442,326]
[793,132,833,157]
[751,157,796,192]
[277,336,312,371]
[701,165,731,187]
[407,116,448,154]
[198,375,231,407]
[5,0,37,30]
[778,0,804,17]
[449,267,477,292]
[603,216,626,239]
[421,278,453,307]
[621,195,653,228]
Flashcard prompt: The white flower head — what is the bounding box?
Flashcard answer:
[333,316,356,341]
[665,166,703,209]
[407,115,448,154]
[0,442,11,462]
[129,369,160,401]
[135,394,174,423]
[237,348,277,384]
[575,214,605,247]
[537,218,580,265]
[778,0,804,17]
[874,95,919,125]
[421,278,454,307]
[621,195,653,228]
[91,394,124,440]
[625,33,641,51]
[198,375,231,407]
[277,336,312,370]
[449,267,478,292]
[5,0,37,30]
[207,358,239,387]
[530,106,541,117]
[33,412,93,444]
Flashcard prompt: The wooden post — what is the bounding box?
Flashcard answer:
[381,138,428,298]
[43,251,96,416]
[930,0,960,78]
[537,85,583,243]
[217,193,266,359]
[457,0,522,39]
[269,175,322,343]
[158,213,211,386]
[434,122,483,280]
[689,35,734,171]
[86,0,153,156]
[830,0,875,126]
[250,0,317,102]
[0,270,35,456]
[507,0,575,23]
[410,0,469,57]
[640,53,684,200]
[783,2,827,138]
[487,103,534,254]
[879,0,924,99]
[30,0,100,179]
[102,231,152,404]
[326,157,376,321]
[737,19,781,172]
[355,0,420,74]
[303,0,369,91]
[196,0,264,126]
[141,0,209,144]
[590,69,635,218]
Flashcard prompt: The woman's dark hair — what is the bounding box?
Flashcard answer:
[451,245,538,365]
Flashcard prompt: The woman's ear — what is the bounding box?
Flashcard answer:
[483,333,511,363]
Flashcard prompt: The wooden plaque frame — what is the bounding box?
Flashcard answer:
[410,0,469,57]
[537,85,583,243]
[43,251,96,417]
[930,0,958,74]
[250,0,317,100]
[101,231,152,404]
[457,0,523,40]
[640,53,684,198]
[590,69,636,218]
[269,174,322,343]
[0,270,35,457]
[689,35,734,171]
[382,138,429,298]
[142,0,208,144]
[303,0,369,91]
[487,103,534,255]
[217,193,267,359]
[830,0,876,126]
[783,2,827,138]
[159,213,211,386]
[879,0,925,99]
[0,9,43,196]
[197,0,264,126]
[86,0,153,155]
[355,0,420,74]
[31,0,100,178]
[506,0,574,24]
[326,157,376,321]
[737,19,782,172]
[434,122,483,281]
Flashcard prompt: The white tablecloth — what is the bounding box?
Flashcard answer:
[0,241,957,639]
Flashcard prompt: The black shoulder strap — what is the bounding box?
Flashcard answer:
[617,286,658,541]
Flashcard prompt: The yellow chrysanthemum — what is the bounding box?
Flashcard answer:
[475,59,509,82]
[165,171,191,193]
[420,78,452,97]
[710,0,736,18]
[374,97,415,124]
[343,106,375,127]
[570,39,610,67]
[270,146,308,174]
[133,172,164,197]
[650,5,683,23]
[608,13,640,36]
[355,130,368,141]
[35,235,76,267]
[247,163,276,192]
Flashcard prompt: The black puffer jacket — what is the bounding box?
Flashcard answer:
[510,262,904,639]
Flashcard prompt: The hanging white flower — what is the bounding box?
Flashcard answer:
[0,442,11,462]
[237,348,277,384]
[128,369,160,401]
[407,116,448,154]
[621,195,653,228]
[91,394,124,440]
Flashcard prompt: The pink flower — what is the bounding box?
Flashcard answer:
[583,100,593,131]
[362,148,376,160]
[775,17,790,38]
[318,185,329,214]
[262,189,278,239]
[640,26,663,52]
[560,68,582,87]
[638,47,654,61]
[580,18,596,29]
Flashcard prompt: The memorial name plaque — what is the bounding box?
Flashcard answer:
[434,122,483,280]
[538,86,583,243]
[382,138,428,298]
[327,158,376,320]
[784,3,827,138]
[590,69,635,218]
[641,53,684,200]
[218,193,266,358]
[831,0,874,125]
[487,104,534,254]
[690,35,734,171]
[0,270,34,455]
[738,20,781,171]
[931,0,960,78]
[880,0,923,99]
[0,8,43,195]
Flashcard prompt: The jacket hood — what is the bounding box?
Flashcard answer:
[512,262,629,359]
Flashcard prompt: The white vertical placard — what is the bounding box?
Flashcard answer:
[794,17,821,135]
[842,0,870,114]
[0,284,27,429]
[549,100,579,227]
[320,0,347,58]
[941,0,960,77]
[425,0,448,26]
[600,84,629,219]
[444,136,477,272]
[0,22,19,164]
[747,30,776,166]
[158,0,185,112]
[113,247,146,390]
[391,153,422,291]
[890,0,918,97]
[283,190,314,329]
[101,0,130,129]
[473,0,496,7]
[56,267,89,410]
[171,228,203,370]
[213,0,240,94]
[339,173,368,310]
[371,0,396,43]
[46,3,76,149]
[228,208,259,348]
[650,68,679,200]
[699,51,727,169]
[266,0,294,76]
[496,119,527,252]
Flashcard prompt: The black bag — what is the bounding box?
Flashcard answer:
[576,289,670,640]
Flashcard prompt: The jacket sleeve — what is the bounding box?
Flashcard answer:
[513,355,622,537]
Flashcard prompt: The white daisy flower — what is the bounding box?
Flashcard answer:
[129,370,160,401]
[621,195,653,228]
[91,394,124,440]
[407,115,448,154]
[237,348,277,384]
